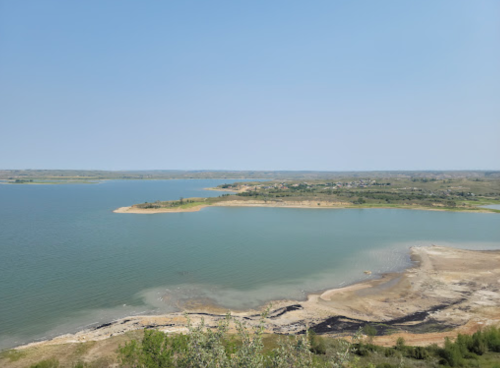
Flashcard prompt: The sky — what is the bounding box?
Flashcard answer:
[1,0,499,171]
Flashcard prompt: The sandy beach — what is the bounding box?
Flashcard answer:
[113,205,209,214]
[112,200,353,214]
[13,245,500,353]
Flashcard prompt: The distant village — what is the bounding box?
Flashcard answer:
[220,180,389,192]
[218,180,481,201]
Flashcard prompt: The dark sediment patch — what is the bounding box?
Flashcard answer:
[268,305,303,319]
[144,324,176,330]
[305,300,466,336]
[385,299,465,325]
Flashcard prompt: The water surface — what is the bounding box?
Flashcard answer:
[0,180,499,349]
[482,204,500,210]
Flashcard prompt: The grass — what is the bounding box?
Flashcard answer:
[0,331,143,368]
[0,349,27,362]
[74,341,96,356]
[179,201,209,209]
[456,198,500,206]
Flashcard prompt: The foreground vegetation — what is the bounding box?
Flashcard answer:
[116,319,500,368]
[5,314,500,368]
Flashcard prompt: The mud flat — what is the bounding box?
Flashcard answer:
[13,246,500,351]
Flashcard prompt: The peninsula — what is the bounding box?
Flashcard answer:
[114,176,500,214]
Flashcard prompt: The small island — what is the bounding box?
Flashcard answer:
[115,176,500,214]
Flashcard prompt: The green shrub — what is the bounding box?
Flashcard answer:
[485,326,500,352]
[471,331,487,355]
[395,337,405,350]
[408,346,429,360]
[363,324,377,338]
[440,337,464,367]
[307,330,326,355]
[384,348,396,357]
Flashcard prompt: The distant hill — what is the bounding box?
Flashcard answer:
[1,169,499,181]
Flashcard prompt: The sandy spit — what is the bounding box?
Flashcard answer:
[113,205,209,214]
[113,200,353,214]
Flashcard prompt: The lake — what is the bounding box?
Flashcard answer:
[0,180,499,349]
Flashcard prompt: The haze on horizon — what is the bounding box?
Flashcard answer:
[1,1,499,171]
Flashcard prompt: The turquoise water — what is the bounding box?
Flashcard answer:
[1,180,499,349]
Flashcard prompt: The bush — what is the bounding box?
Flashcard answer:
[308,330,326,355]
[395,337,405,350]
[485,326,500,352]
[440,337,464,367]
[363,324,377,339]
[408,346,429,360]
[118,313,362,368]
[353,197,366,204]
[384,348,396,357]
[471,331,487,355]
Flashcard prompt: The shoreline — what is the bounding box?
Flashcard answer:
[12,245,500,351]
[113,205,209,214]
[113,200,498,214]
[0,181,102,185]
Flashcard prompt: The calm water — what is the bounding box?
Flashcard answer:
[483,204,500,210]
[1,180,499,349]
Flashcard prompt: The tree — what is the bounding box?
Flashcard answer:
[353,197,366,204]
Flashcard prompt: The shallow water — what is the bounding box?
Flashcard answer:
[0,180,499,349]
[482,204,500,210]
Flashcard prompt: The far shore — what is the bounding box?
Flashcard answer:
[0,180,101,185]
[12,245,500,352]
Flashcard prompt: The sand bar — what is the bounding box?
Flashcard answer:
[113,205,210,214]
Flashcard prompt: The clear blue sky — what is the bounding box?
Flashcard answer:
[1,0,499,171]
